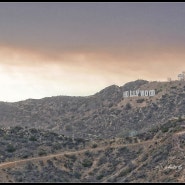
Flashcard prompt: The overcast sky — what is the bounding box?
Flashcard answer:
[0,2,185,102]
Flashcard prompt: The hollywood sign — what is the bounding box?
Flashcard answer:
[123,89,155,98]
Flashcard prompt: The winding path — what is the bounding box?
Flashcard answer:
[1,129,184,170]
[0,140,156,169]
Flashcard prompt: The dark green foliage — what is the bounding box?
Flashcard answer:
[118,146,129,153]
[140,153,148,162]
[84,150,92,157]
[29,136,37,141]
[73,172,81,179]
[161,127,169,133]
[65,125,72,131]
[38,149,47,156]
[6,144,16,153]
[125,103,131,110]
[12,126,23,133]
[97,156,107,166]
[119,167,132,177]
[136,99,145,103]
[30,128,38,134]
[96,174,104,180]
[160,120,179,133]
[149,126,159,134]
[64,154,77,162]
[91,143,98,148]
[178,116,183,122]
[82,159,93,167]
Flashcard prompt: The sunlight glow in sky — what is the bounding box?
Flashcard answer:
[1,2,185,102]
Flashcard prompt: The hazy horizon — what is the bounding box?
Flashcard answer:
[1,2,185,102]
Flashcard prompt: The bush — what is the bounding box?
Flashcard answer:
[84,150,92,157]
[73,172,81,179]
[29,136,37,141]
[125,103,131,110]
[91,143,98,148]
[150,126,159,134]
[65,124,72,131]
[52,143,62,150]
[6,144,16,153]
[178,116,183,122]
[64,154,77,162]
[97,156,107,166]
[38,149,47,156]
[140,153,148,162]
[119,167,132,177]
[29,128,38,133]
[96,174,104,180]
[136,99,145,103]
[161,127,168,133]
[82,159,93,167]
[22,154,29,159]
[12,126,23,133]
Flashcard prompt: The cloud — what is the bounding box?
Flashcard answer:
[0,43,185,102]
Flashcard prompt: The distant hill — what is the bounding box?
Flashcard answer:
[1,79,185,140]
[1,79,185,182]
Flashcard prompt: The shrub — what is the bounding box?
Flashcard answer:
[96,174,104,180]
[12,126,23,133]
[21,152,29,159]
[82,159,93,167]
[140,153,148,162]
[125,103,131,110]
[65,124,72,131]
[29,136,37,141]
[64,154,77,161]
[38,149,47,156]
[29,128,38,133]
[161,127,168,133]
[119,167,132,177]
[92,143,98,148]
[84,150,92,157]
[6,144,16,153]
[52,143,61,150]
[97,156,107,166]
[178,116,183,122]
[73,172,81,179]
[136,99,145,103]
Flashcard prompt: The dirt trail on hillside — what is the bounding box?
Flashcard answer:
[0,140,156,169]
[174,130,185,136]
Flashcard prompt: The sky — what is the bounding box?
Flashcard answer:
[1,2,185,102]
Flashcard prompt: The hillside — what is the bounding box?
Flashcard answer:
[1,79,185,182]
[0,80,185,139]
[0,117,185,182]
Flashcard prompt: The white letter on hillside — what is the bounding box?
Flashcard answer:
[130,90,133,97]
[140,90,145,96]
[149,90,155,96]
[145,90,148,96]
[123,91,129,98]
[136,90,139,96]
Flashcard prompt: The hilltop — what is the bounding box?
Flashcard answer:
[0,79,185,139]
[0,79,185,182]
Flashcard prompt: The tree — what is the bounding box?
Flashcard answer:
[125,103,131,110]
[167,77,172,82]
[182,71,185,81]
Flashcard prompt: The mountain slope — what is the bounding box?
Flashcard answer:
[1,79,185,182]
[0,80,185,140]
[0,117,185,182]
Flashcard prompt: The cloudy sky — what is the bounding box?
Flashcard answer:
[0,2,185,102]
